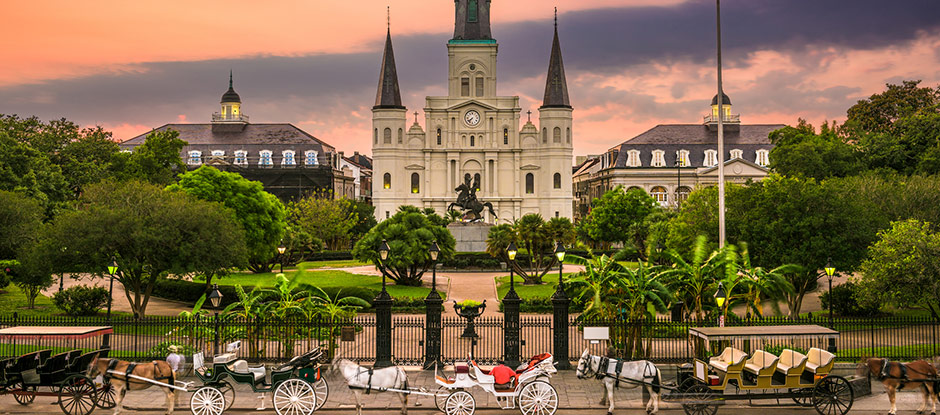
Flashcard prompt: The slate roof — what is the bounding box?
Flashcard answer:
[612,124,783,168]
[541,23,571,109]
[346,153,373,170]
[374,29,405,110]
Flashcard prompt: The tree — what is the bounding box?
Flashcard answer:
[726,243,797,318]
[844,80,939,137]
[38,180,247,316]
[768,120,863,180]
[0,191,43,260]
[581,187,657,254]
[111,129,187,185]
[10,254,52,309]
[288,192,356,251]
[352,206,455,286]
[485,216,574,284]
[0,130,69,217]
[168,166,286,276]
[659,236,737,321]
[348,200,377,243]
[857,219,940,320]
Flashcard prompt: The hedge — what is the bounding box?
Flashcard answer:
[440,250,626,270]
[306,251,354,261]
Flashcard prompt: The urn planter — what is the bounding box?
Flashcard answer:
[453,300,487,338]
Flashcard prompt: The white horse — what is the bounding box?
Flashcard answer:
[333,359,410,415]
[575,349,662,415]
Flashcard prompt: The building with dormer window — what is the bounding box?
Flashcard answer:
[572,94,784,218]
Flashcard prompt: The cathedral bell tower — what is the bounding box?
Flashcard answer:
[371,12,408,220]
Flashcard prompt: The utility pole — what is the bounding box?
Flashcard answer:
[716,0,726,248]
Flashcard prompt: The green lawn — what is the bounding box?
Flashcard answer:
[218,270,442,299]
[296,260,367,269]
[494,273,578,299]
[0,285,61,317]
[838,344,940,360]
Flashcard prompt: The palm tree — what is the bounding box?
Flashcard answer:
[730,243,800,319]
[566,249,630,320]
[659,236,738,322]
[302,286,371,359]
[222,285,267,358]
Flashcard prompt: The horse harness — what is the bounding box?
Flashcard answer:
[104,360,173,384]
[594,356,655,388]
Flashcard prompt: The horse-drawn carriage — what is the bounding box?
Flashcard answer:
[0,326,116,415]
[433,353,560,415]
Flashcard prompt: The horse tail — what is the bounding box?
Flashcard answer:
[652,366,662,394]
[486,202,498,220]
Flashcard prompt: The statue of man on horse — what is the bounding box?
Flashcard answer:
[448,175,497,223]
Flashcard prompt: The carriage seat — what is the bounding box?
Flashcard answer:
[709,347,747,373]
[776,349,808,376]
[468,361,496,384]
[805,348,834,374]
[213,353,236,364]
[744,350,779,376]
[230,360,265,381]
[516,353,553,374]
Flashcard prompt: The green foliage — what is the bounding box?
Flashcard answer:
[348,200,377,242]
[820,281,879,317]
[110,129,187,185]
[581,186,658,254]
[487,214,574,284]
[288,192,356,251]
[768,120,863,180]
[35,180,247,316]
[457,300,482,308]
[857,219,940,320]
[8,255,52,308]
[147,340,198,357]
[658,236,737,321]
[352,206,455,286]
[728,243,798,318]
[0,191,42,260]
[0,128,69,217]
[0,260,14,290]
[169,166,285,274]
[51,285,110,316]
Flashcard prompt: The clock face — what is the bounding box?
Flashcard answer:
[464,110,481,127]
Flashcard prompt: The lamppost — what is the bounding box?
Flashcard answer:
[208,284,223,355]
[714,282,727,327]
[423,241,443,369]
[276,244,287,274]
[107,258,118,318]
[824,258,837,353]
[502,242,521,368]
[676,155,682,209]
[551,241,570,369]
[374,239,393,368]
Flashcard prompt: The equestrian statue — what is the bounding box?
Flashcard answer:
[447,175,497,223]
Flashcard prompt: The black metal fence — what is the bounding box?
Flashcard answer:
[0,313,936,365]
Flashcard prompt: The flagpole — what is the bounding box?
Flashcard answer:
[716,0,726,248]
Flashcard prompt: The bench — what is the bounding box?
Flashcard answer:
[743,350,778,388]
[805,348,834,375]
[708,347,747,373]
[38,350,81,384]
[775,349,808,385]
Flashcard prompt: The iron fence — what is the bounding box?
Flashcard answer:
[0,313,936,365]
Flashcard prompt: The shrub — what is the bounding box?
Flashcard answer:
[52,285,110,316]
[147,340,198,357]
[820,281,879,317]
[0,260,16,290]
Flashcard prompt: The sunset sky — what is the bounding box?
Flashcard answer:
[2,0,940,157]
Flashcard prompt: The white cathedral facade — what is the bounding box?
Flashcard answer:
[371,0,574,222]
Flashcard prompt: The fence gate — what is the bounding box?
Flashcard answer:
[391,316,425,366]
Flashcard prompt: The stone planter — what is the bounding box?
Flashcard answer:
[454,300,487,338]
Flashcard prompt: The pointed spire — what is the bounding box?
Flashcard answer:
[374,12,405,110]
[221,70,241,103]
[541,11,571,109]
[229,70,233,89]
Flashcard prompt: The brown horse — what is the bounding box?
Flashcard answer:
[858,357,939,415]
[87,358,177,415]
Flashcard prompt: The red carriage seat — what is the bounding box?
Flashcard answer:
[518,353,552,374]
[489,365,516,385]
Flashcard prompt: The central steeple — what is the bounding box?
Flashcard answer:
[453,0,493,41]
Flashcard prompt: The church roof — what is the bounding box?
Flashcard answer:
[453,0,493,41]
[120,123,335,154]
[541,18,571,109]
[374,29,405,110]
[221,71,241,103]
[611,124,784,168]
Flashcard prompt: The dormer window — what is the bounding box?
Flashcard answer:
[259,150,273,167]
[704,150,718,167]
[211,150,225,158]
[305,150,319,166]
[651,150,666,167]
[187,150,202,166]
[234,150,248,165]
[282,150,296,166]
[677,150,690,167]
[756,149,769,166]
[730,149,743,160]
[627,150,641,167]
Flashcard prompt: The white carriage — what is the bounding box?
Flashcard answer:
[433,354,560,415]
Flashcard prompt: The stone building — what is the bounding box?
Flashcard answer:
[371,0,574,222]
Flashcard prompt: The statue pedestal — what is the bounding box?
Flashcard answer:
[447,222,493,253]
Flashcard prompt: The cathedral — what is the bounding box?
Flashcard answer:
[371,0,574,222]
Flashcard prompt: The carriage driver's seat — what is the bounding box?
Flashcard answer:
[709,347,747,374]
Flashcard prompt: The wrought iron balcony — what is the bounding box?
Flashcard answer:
[212,113,250,123]
[703,113,740,124]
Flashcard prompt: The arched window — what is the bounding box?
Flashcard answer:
[542,128,547,143]
[651,186,668,205]
[383,128,392,144]
[627,186,644,193]
[474,173,481,191]
[756,149,769,166]
[503,128,509,145]
[704,150,718,167]
[411,173,420,194]
[676,186,691,205]
[383,173,391,189]
[627,150,641,167]
[730,149,743,159]
[187,150,202,166]
[470,136,475,147]
[437,128,442,146]
[553,127,561,143]
[468,0,479,22]
[525,173,534,194]
[651,150,666,167]
[566,127,571,143]
[398,128,403,144]
[553,173,561,189]
[374,129,378,145]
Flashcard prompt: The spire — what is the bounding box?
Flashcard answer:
[453,0,493,41]
[541,10,571,109]
[374,16,405,110]
[221,70,241,103]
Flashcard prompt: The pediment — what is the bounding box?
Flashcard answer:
[405,164,425,170]
[447,99,499,111]
[698,159,768,176]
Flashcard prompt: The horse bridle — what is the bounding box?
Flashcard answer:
[577,354,600,379]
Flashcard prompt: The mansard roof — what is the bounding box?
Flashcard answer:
[611,124,783,168]
[120,123,335,154]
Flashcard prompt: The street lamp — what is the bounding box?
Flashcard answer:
[277,244,287,274]
[554,241,567,291]
[375,239,393,367]
[551,241,571,369]
[428,241,440,292]
[507,242,518,294]
[107,257,118,318]
[378,239,390,294]
[424,240,443,369]
[208,284,223,355]
[714,282,727,327]
[824,257,837,352]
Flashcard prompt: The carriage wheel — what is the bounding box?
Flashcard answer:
[95,382,117,409]
[190,386,225,415]
[812,375,854,415]
[517,381,558,415]
[11,381,36,405]
[444,390,475,415]
[215,381,235,412]
[310,377,328,411]
[273,378,317,415]
[681,383,718,415]
[57,375,98,415]
[434,387,452,412]
[789,388,814,407]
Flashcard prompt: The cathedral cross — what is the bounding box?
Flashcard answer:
[527,110,532,122]
[414,112,419,123]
